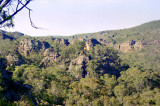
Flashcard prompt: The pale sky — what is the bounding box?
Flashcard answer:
[2,0,160,36]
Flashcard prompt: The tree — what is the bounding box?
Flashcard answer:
[0,0,34,28]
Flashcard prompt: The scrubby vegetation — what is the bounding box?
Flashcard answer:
[0,20,160,105]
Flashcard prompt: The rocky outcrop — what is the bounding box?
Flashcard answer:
[84,39,101,50]
[18,39,49,56]
[54,38,70,46]
[40,48,60,67]
[116,40,143,53]
[68,52,89,79]
[6,54,22,66]
[134,41,143,50]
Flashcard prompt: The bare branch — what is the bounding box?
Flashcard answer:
[0,0,12,12]
[0,0,31,25]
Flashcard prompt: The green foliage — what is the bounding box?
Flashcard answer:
[1,20,160,105]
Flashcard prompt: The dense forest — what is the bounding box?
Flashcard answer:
[0,20,160,106]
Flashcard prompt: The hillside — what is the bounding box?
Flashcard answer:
[67,20,160,72]
[0,20,160,105]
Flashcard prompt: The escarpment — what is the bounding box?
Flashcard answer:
[68,52,90,79]
[6,54,22,66]
[39,48,60,68]
[18,39,50,56]
[115,40,143,53]
[84,38,101,50]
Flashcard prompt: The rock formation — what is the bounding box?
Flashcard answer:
[134,41,143,50]
[18,39,49,56]
[116,40,143,53]
[84,38,101,51]
[6,54,22,66]
[40,48,60,67]
[18,39,33,56]
[69,52,89,79]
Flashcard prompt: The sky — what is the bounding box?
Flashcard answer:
[2,0,160,36]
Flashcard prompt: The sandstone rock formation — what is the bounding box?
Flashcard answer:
[6,54,22,66]
[18,39,33,56]
[116,40,143,53]
[134,41,143,50]
[18,39,49,56]
[40,48,60,67]
[69,52,89,79]
[84,38,101,51]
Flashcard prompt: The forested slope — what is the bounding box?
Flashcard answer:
[0,20,160,105]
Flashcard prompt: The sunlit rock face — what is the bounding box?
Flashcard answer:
[6,54,22,66]
[39,48,60,68]
[18,39,49,56]
[84,38,101,51]
[115,40,143,53]
[69,52,89,79]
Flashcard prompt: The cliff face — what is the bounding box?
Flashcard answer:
[40,48,60,67]
[69,52,89,79]
[6,54,22,66]
[84,39,101,51]
[115,40,143,53]
[18,39,49,56]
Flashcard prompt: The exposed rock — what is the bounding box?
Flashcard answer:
[6,54,22,66]
[69,52,89,79]
[18,39,50,56]
[134,41,143,50]
[40,48,60,67]
[54,38,70,46]
[84,38,101,51]
[116,40,143,53]
[18,39,34,56]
